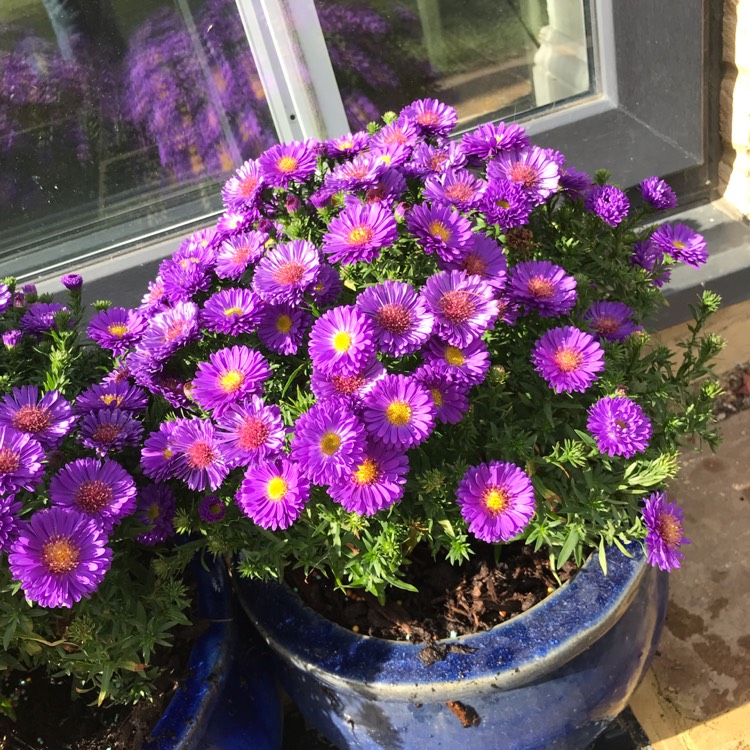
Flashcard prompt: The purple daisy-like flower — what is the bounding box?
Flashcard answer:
[170,419,229,492]
[291,401,367,485]
[132,483,176,545]
[631,240,672,288]
[87,307,148,357]
[328,441,409,515]
[49,457,137,532]
[584,184,630,227]
[325,153,386,192]
[20,302,69,335]
[424,169,486,211]
[401,97,458,137]
[456,462,536,543]
[308,305,376,377]
[258,139,318,188]
[583,301,640,342]
[3,330,22,348]
[508,260,578,318]
[216,397,285,469]
[236,458,310,530]
[481,179,534,231]
[486,146,560,206]
[642,492,690,571]
[221,158,264,211]
[587,396,652,458]
[215,231,268,280]
[310,359,386,408]
[362,374,436,448]
[322,202,398,265]
[253,240,320,304]
[0,494,22,552]
[61,273,83,291]
[0,426,45,494]
[325,131,370,158]
[531,326,605,393]
[413,364,470,424]
[9,507,112,608]
[198,495,227,524]
[0,386,76,450]
[559,167,593,201]
[422,337,491,387]
[202,288,264,336]
[370,143,413,171]
[138,302,200,360]
[159,247,213,303]
[406,203,475,263]
[649,223,708,268]
[441,233,508,290]
[357,169,408,208]
[74,382,148,414]
[139,277,167,313]
[257,302,310,355]
[309,264,343,308]
[79,409,143,456]
[192,346,271,415]
[461,121,530,162]
[371,118,420,150]
[0,283,11,315]
[639,177,677,211]
[356,281,434,357]
[405,142,467,178]
[141,420,185,482]
[422,270,498,347]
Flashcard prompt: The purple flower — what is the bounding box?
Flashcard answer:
[583,301,640,342]
[139,278,167,312]
[257,302,310,355]
[87,307,148,356]
[216,210,254,239]
[134,484,176,545]
[639,177,677,211]
[258,139,318,188]
[191,346,271,415]
[170,419,229,492]
[202,288,264,336]
[310,264,343,308]
[422,270,498,347]
[9,507,112,608]
[649,223,707,268]
[441,233,508,291]
[422,337,490,387]
[310,359,386,407]
[587,396,652,458]
[221,158,264,210]
[413,365,470,425]
[140,420,184,482]
[291,401,367,485]
[0,426,45,494]
[631,240,672,288]
[0,284,11,315]
[487,146,560,205]
[481,179,533,231]
[0,494,22,552]
[322,202,398,265]
[508,260,578,318]
[357,169,407,208]
[3,330,22,348]
[406,203,474,263]
[20,302,69,335]
[585,184,630,227]
[74,382,147,414]
[198,495,226,524]
[325,131,370,158]
[362,374,435,448]
[159,246,213,303]
[0,386,75,450]
[216,397,286,468]
[531,326,605,393]
[138,302,200,359]
[325,153,385,192]
[456,462,536,542]
[642,491,689,571]
[405,142,466,178]
[400,97,457,137]
[424,169,485,211]
[371,118,419,150]
[461,121,530,161]
[60,273,83,291]
[236,458,310,530]
[559,167,593,201]
[308,305,376,377]
[79,409,144,456]
[356,281,434,357]
[215,231,268,280]
[327,441,409,515]
[49,457,138,532]
[253,240,320,304]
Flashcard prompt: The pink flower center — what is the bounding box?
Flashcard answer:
[375,303,411,334]
[0,447,20,474]
[553,347,583,373]
[12,405,51,434]
[353,458,381,486]
[428,220,452,243]
[526,276,556,299]
[346,163,371,180]
[347,225,375,247]
[416,111,440,127]
[42,536,80,574]
[331,374,366,395]
[428,153,448,171]
[239,174,259,197]
[593,316,620,336]
[445,183,474,202]
[276,155,299,174]
[92,423,122,445]
[75,479,113,512]
[382,129,409,145]
[237,418,271,451]
[483,486,509,515]
[164,321,187,343]
[462,253,488,276]
[440,290,476,324]
[507,162,539,189]
[656,511,683,549]
[273,261,306,286]
[231,244,254,264]
[186,440,217,470]
[107,323,129,338]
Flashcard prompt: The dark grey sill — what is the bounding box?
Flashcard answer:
[34,200,750,330]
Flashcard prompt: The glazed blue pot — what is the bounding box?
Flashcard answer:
[237,545,667,750]
[144,557,282,750]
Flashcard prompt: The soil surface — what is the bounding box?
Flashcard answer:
[714,361,750,421]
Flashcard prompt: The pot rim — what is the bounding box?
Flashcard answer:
[238,543,650,694]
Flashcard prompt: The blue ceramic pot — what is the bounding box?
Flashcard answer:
[237,545,667,750]
[144,558,282,750]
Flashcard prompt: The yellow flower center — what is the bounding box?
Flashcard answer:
[147,503,161,522]
[100,394,122,407]
[266,476,288,501]
[354,458,379,485]
[107,323,129,338]
[332,331,352,353]
[162,447,174,460]
[430,388,443,407]
[444,345,466,367]
[277,155,298,173]
[385,400,412,426]
[42,537,80,574]
[219,369,245,393]
[496,198,511,209]
[428,220,452,243]
[347,225,375,246]
[320,432,342,456]
[223,306,244,317]
[483,487,509,514]
[276,314,293,333]
[672,240,686,250]
[553,347,583,373]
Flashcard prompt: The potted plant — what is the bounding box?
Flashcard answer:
[0,278,281,749]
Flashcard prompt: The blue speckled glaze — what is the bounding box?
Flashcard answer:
[144,558,282,750]
[237,544,668,750]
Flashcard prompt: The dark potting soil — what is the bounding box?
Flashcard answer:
[287,541,577,648]
[0,616,206,750]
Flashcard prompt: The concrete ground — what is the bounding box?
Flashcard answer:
[629,298,750,750]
